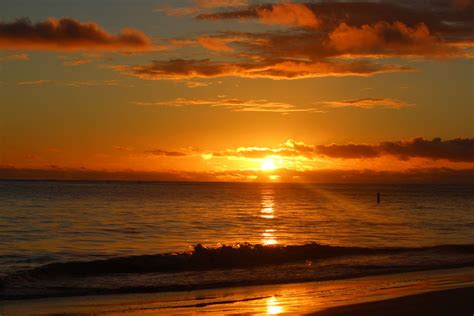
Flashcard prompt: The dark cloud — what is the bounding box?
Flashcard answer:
[315,144,381,159]
[287,167,474,184]
[114,1,472,81]
[1,166,473,184]
[222,21,463,61]
[328,21,459,57]
[144,149,188,157]
[215,138,474,162]
[379,137,474,162]
[314,138,474,162]
[197,1,474,37]
[0,18,152,52]
[316,138,474,162]
[254,3,320,28]
[155,0,249,17]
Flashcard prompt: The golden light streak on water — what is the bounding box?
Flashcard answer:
[266,296,283,314]
[260,189,278,245]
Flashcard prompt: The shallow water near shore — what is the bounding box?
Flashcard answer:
[1,180,473,299]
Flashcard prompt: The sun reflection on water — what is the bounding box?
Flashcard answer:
[260,190,278,245]
[262,229,277,245]
[266,296,283,314]
[260,193,275,219]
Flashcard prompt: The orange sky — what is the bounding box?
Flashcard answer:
[1,0,473,182]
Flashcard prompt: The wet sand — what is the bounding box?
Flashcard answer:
[312,286,474,316]
[1,267,473,315]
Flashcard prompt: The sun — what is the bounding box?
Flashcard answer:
[261,158,276,171]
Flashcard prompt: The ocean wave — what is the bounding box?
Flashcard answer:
[1,243,474,300]
[4,243,474,279]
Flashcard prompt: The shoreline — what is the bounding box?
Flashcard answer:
[3,242,473,301]
[1,266,473,315]
[2,263,473,301]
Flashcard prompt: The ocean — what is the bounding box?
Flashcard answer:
[1,180,473,300]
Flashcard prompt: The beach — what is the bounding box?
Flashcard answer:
[2,267,473,315]
[312,286,474,316]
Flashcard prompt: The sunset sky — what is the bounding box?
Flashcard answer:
[1,0,473,182]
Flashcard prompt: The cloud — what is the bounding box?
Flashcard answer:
[195,2,321,27]
[1,166,473,184]
[196,0,249,8]
[229,23,465,61]
[60,56,94,66]
[452,0,474,9]
[256,3,320,28]
[17,80,52,85]
[135,97,409,113]
[314,138,474,162]
[196,2,472,58]
[114,1,471,82]
[197,1,473,37]
[0,53,28,62]
[209,138,474,162]
[210,145,306,159]
[197,36,234,51]
[209,141,378,160]
[144,149,188,157]
[156,0,248,17]
[185,81,214,88]
[17,79,120,87]
[113,146,133,152]
[157,6,200,17]
[379,137,474,162]
[113,58,413,80]
[315,144,381,159]
[321,98,410,109]
[328,21,459,58]
[107,0,473,82]
[0,18,152,52]
[135,97,323,113]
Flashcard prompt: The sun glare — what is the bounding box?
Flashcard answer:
[261,158,276,171]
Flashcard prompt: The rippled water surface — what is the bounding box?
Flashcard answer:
[1,180,473,274]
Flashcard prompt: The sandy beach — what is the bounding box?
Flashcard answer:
[1,267,473,315]
[312,286,474,316]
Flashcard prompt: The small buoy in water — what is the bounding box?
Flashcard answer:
[377,192,381,204]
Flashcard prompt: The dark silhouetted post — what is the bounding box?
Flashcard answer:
[377,192,381,204]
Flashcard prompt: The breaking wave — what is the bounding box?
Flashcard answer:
[1,243,473,300]
[5,243,474,278]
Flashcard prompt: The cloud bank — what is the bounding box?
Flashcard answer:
[0,18,152,52]
[210,138,474,162]
[1,166,473,184]
[115,0,472,81]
